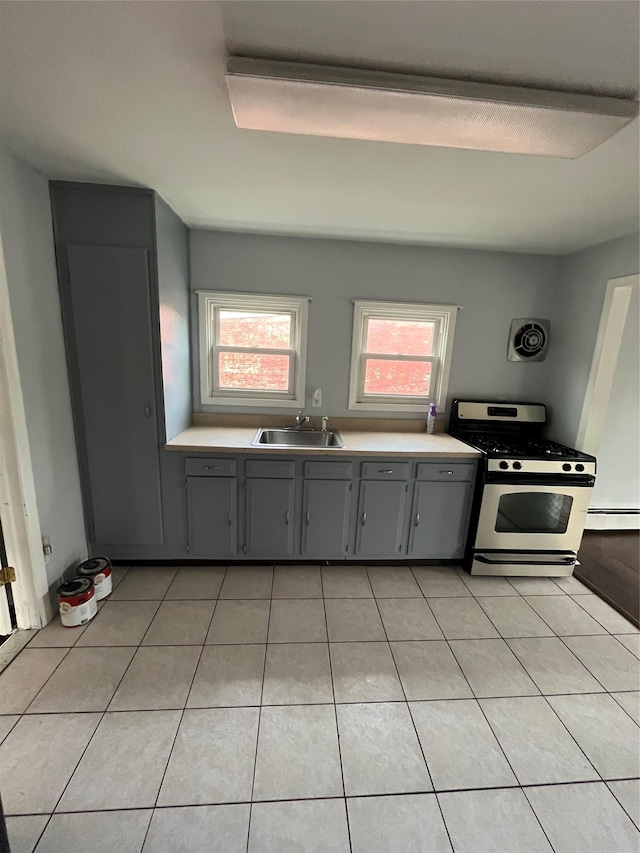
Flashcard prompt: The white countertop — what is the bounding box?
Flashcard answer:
[165,425,480,458]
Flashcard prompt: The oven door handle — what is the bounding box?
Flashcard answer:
[475,553,579,566]
[484,473,595,487]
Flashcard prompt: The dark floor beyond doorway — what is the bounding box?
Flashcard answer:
[576,530,640,628]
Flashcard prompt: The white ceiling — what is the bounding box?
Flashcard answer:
[0,0,638,255]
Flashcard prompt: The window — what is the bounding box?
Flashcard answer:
[198,291,309,406]
[348,300,459,412]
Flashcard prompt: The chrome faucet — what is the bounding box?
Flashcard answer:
[295,410,309,430]
[321,416,328,432]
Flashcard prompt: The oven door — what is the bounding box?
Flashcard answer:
[474,482,592,551]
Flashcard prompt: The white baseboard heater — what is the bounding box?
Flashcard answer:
[586,508,640,530]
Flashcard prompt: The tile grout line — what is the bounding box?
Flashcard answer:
[505,635,612,698]
[366,567,455,852]
[9,774,640,819]
[416,582,538,808]
[554,633,630,694]
[568,592,639,634]
[40,566,183,830]
[611,634,640,660]
[457,589,610,797]
[245,564,275,853]
[321,567,353,853]
[477,590,561,639]
[12,570,143,839]
[4,686,639,717]
[140,564,228,853]
[604,779,640,831]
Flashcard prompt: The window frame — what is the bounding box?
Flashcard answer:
[197,291,309,407]
[348,299,459,412]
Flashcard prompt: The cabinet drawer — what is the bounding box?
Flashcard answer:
[416,462,475,482]
[361,461,410,480]
[185,457,237,477]
[245,459,295,478]
[304,461,353,480]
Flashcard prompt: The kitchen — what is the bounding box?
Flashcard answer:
[0,2,639,851]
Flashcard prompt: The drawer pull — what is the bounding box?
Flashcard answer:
[305,512,310,526]
[378,469,393,474]
[203,466,219,471]
[414,513,420,526]
[228,512,232,526]
[361,512,367,525]
[440,470,454,475]
[285,511,290,525]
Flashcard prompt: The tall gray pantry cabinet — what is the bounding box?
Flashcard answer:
[50,183,191,557]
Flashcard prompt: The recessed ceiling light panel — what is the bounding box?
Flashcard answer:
[225,58,638,158]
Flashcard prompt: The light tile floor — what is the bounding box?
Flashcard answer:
[1,564,639,853]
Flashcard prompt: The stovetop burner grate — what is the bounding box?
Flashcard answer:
[455,433,585,459]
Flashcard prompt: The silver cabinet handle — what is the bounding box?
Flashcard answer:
[440,470,454,475]
[285,511,290,525]
[305,512,310,526]
[228,512,232,526]
[414,513,420,526]
[378,469,393,474]
[361,512,367,525]
[145,404,151,418]
[203,466,219,471]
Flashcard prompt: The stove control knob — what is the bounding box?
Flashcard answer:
[512,461,522,470]
[562,463,572,471]
[499,461,509,470]
[575,463,584,472]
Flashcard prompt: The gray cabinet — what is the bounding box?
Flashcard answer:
[65,244,163,546]
[180,452,475,562]
[187,476,237,557]
[355,480,407,557]
[302,480,351,557]
[408,480,474,558]
[51,183,190,558]
[245,478,295,557]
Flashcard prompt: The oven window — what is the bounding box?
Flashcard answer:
[496,493,573,534]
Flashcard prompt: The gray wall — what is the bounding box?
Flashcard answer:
[190,231,561,420]
[155,196,191,441]
[543,232,640,448]
[0,150,87,586]
[589,285,639,510]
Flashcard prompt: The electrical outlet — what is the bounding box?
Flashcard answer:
[312,388,322,407]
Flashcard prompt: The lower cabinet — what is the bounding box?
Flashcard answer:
[301,479,351,558]
[186,476,237,557]
[355,480,407,558]
[245,478,295,557]
[183,454,476,561]
[408,480,474,558]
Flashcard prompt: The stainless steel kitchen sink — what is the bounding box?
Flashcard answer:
[252,428,344,448]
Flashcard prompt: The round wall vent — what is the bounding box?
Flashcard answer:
[507,318,550,362]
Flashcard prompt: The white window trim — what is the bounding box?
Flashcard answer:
[197,291,309,407]
[348,299,460,412]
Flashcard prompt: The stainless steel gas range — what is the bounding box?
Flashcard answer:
[450,400,596,577]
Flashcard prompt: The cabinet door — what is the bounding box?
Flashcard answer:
[66,245,163,545]
[301,480,351,558]
[246,478,295,557]
[355,481,407,557]
[408,481,473,558]
[187,477,237,557]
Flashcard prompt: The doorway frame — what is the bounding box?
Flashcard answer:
[0,235,50,630]
[576,272,639,529]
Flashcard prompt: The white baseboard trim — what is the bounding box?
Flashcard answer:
[586,510,640,530]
